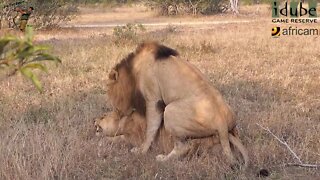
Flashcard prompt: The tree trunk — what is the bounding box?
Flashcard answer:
[230,0,239,14]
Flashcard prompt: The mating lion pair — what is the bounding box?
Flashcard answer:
[95,42,249,168]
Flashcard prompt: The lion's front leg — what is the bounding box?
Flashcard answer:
[131,100,162,154]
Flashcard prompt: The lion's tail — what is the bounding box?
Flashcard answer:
[229,133,249,169]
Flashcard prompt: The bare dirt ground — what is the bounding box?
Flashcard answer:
[1,4,320,180]
[69,5,263,25]
[33,4,269,41]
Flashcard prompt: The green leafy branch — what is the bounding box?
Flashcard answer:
[0,27,61,91]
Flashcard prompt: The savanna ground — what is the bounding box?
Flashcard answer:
[1,4,320,180]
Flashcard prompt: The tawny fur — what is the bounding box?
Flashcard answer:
[106,41,249,167]
[94,111,173,153]
[94,111,219,155]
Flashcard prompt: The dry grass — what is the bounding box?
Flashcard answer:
[1,5,320,180]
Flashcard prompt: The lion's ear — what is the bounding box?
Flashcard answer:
[109,69,119,81]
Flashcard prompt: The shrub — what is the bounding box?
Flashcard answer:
[113,23,146,45]
[28,0,78,29]
[242,0,272,5]
[0,27,61,91]
[145,0,229,16]
[0,0,78,29]
[0,0,25,29]
[76,0,138,5]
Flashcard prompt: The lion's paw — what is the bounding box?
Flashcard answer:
[156,154,167,162]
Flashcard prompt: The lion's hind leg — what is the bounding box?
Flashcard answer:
[156,100,200,161]
[156,139,190,161]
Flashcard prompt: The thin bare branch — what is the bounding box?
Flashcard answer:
[256,123,302,164]
[256,123,320,169]
[286,163,320,168]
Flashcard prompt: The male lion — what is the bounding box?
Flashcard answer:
[107,42,249,167]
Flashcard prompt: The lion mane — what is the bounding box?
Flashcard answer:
[106,42,178,117]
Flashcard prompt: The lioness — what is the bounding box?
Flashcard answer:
[107,42,249,167]
[94,111,173,153]
[94,110,247,160]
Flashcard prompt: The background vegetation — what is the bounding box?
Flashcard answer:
[0,1,319,180]
[75,0,139,4]
[29,0,78,29]
[113,23,146,45]
[0,0,78,29]
[0,0,273,30]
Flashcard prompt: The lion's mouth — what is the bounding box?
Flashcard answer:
[95,123,103,136]
[96,126,102,133]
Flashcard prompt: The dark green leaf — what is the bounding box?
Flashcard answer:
[33,45,50,52]
[17,46,34,60]
[0,36,17,55]
[20,67,43,92]
[22,63,48,73]
[0,40,10,55]
[33,53,62,63]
